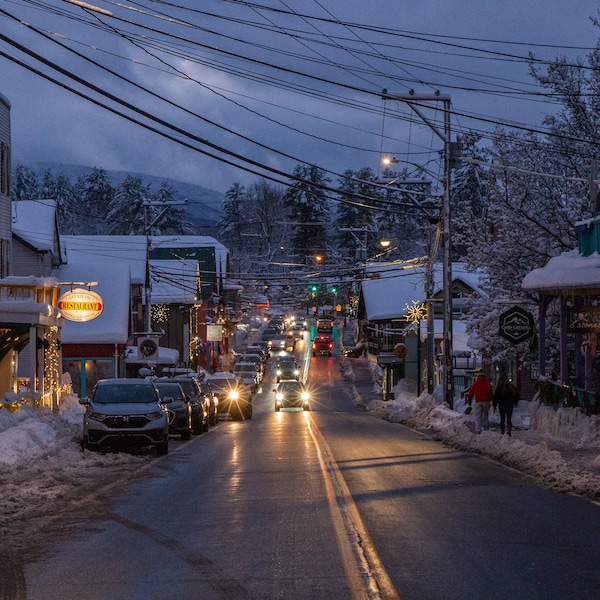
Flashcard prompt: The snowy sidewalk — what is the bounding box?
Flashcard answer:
[337,320,600,497]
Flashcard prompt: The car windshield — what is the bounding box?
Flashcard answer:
[154,384,184,400]
[235,364,257,372]
[279,382,304,392]
[93,384,158,404]
[165,379,196,396]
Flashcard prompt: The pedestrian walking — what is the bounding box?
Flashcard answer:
[492,372,519,436]
[466,370,493,433]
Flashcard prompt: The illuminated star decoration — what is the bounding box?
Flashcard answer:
[405,300,427,323]
[151,304,170,324]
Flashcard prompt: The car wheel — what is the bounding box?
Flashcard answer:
[193,417,204,435]
[243,406,253,419]
[303,404,310,411]
[80,435,88,451]
[181,428,192,440]
[156,439,169,455]
[203,415,210,432]
[275,404,280,412]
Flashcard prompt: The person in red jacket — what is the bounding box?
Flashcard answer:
[466,370,493,433]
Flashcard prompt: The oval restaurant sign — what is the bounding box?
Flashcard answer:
[58,288,103,322]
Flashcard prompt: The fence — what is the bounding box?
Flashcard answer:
[537,378,600,416]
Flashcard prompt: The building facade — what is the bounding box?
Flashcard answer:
[0,93,12,277]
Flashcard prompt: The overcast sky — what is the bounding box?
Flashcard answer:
[1,1,599,193]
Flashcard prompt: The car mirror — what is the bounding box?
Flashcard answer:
[79,397,90,405]
[160,396,174,405]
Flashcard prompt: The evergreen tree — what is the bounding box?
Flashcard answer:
[81,168,115,234]
[11,165,39,201]
[219,183,246,251]
[53,174,80,234]
[106,175,149,235]
[335,167,378,261]
[284,164,330,262]
[149,181,192,235]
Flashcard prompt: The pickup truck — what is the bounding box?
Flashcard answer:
[312,333,334,357]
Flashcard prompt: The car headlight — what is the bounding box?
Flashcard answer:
[229,390,239,400]
[276,392,283,400]
[294,369,299,376]
[276,369,282,376]
[88,411,107,421]
[146,410,165,421]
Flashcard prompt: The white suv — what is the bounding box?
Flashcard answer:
[80,378,171,455]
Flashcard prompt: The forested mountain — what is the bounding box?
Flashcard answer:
[19,162,224,233]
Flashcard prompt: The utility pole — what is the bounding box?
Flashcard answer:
[143,200,187,333]
[382,89,454,407]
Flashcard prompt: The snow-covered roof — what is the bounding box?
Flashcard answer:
[12,199,59,255]
[53,262,131,344]
[62,235,228,288]
[151,259,198,304]
[361,262,483,321]
[522,249,600,293]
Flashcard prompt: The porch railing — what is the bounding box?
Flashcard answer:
[537,378,600,416]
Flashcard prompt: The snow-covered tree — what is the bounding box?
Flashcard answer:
[335,167,379,261]
[11,165,40,201]
[284,164,331,262]
[149,181,192,235]
[80,168,115,234]
[106,175,149,235]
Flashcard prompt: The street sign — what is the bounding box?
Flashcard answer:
[498,306,534,344]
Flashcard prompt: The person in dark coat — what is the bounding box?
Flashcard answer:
[492,372,519,436]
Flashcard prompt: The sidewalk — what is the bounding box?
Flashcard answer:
[337,320,380,406]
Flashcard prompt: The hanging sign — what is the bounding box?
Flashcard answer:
[206,324,223,342]
[58,288,103,322]
[567,306,600,334]
[498,306,534,344]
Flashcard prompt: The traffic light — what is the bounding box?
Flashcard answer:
[309,284,318,293]
[331,286,337,294]
[449,138,463,170]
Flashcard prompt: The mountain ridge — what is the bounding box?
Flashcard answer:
[28,162,225,228]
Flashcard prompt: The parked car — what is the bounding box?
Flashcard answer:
[206,372,253,420]
[198,380,219,426]
[251,340,271,359]
[153,381,193,440]
[80,378,170,455]
[261,328,279,345]
[273,381,310,411]
[238,353,265,379]
[312,333,334,356]
[276,358,300,382]
[246,346,268,364]
[158,376,209,434]
[232,361,260,392]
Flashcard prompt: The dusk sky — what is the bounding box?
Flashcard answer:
[1,1,599,193]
